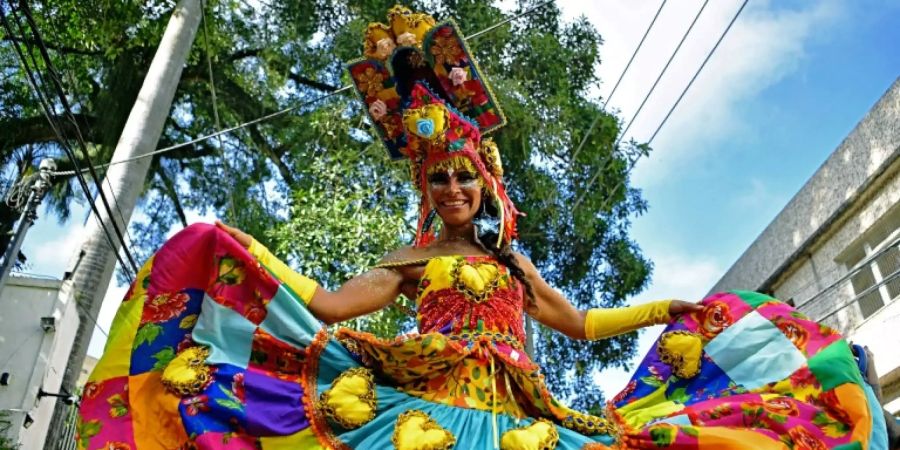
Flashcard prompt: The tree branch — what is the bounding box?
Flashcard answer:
[155,166,188,227]
[0,114,100,150]
[1,35,101,56]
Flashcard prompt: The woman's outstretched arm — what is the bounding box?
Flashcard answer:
[514,252,703,340]
[216,221,403,325]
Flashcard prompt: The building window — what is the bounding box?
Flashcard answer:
[839,205,900,320]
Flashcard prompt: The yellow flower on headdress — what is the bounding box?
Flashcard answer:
[403,104,448,140]
[388,4,436,46]
[363,23,395,60]
[479,138,503,177]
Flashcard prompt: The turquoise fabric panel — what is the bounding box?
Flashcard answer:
[192,294,256,367]
[259,285,321,348]
[333,386,613,449]
[657,414,692,426]
[705,310,806,390]
[315,340,362,387]
[863,382,888,450]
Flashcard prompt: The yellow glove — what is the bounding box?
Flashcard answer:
[584,300,672,340]
[248,239,319,304]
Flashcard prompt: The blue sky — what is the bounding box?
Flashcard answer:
[17,0,900,396]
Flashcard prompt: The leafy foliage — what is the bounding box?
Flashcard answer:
[1,0,652,410]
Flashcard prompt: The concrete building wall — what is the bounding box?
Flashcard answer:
[0,277,79,450]
[711,77,900,294]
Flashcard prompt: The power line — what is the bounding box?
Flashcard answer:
[647,0,749,144]
[49,1,557,178]
[617,0,710,145]
[8,2,139,278]
[0,5,137,281]
[199,0,237,222]
[570,0,668,164]
[574,0,747,212]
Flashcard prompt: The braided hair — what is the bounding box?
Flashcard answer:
[476,190,537,310]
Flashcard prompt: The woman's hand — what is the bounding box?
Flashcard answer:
[215,220,253,248]
[668,299,705,316]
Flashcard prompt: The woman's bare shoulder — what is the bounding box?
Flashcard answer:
[378,246,432,265]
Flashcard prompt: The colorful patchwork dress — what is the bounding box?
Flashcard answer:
[78,224,889,449]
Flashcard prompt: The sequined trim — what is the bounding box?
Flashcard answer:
[447,331,523,350]
[561,410,613,436]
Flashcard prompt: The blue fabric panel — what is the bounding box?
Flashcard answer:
[259,285,321,348]
[193,294,256,368]
[704,311,806,390]
[655,414,692,426]
[863,382,888,450]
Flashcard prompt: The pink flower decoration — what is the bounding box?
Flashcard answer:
[374,38,396,59]
[369,99,388,121]
[449,67,468,86]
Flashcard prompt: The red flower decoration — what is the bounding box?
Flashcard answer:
[775,318,810,351]
[83,381,102,399]
[697,301,733,339]
[142,292,190,324]
[788,426,828,450]
[232,373,245,402]
[763,397,800,416]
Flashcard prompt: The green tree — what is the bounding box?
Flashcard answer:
[1,0,651,411]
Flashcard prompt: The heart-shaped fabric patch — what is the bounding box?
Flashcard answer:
[500,419,559,450]
[392,410,456,450]
[161,346,211,397]
[451,258,502,303]
[657,331,703,379]
[319,367,377,429]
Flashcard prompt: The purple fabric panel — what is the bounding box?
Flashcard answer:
[244,368,308,436]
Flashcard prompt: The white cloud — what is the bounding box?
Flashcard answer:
[558,0,843,186]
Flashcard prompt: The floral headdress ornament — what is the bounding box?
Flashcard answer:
[348,5,520,247]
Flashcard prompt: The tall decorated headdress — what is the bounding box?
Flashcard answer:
[348,5,519,247]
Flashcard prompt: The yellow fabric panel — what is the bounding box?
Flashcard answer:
[584,300,672,340]
[248,238,318,304]
[616,384,684,429]
[698,427,789,449]
[260,429,323,450]
[129,371,189,449]
[834,383,871,448]
[88,257,153,382]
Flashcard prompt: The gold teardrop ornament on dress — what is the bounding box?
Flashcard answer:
[657,330,703,379]
[500,419,559,450]
[392,410,456,450]
[318,367,377,429]
[161,346,212,397]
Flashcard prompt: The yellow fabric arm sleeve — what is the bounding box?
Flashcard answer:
[247,238,319,304]
[584,300,672,340]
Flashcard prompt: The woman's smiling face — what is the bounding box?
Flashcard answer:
[426,167,483,227]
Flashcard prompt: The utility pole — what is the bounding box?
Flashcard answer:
[45,0,202,445]
[0,159,56,291]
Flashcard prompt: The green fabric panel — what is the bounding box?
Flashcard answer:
[730,290,777,309]
[807,339,864,391]
[831,441,863,450]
